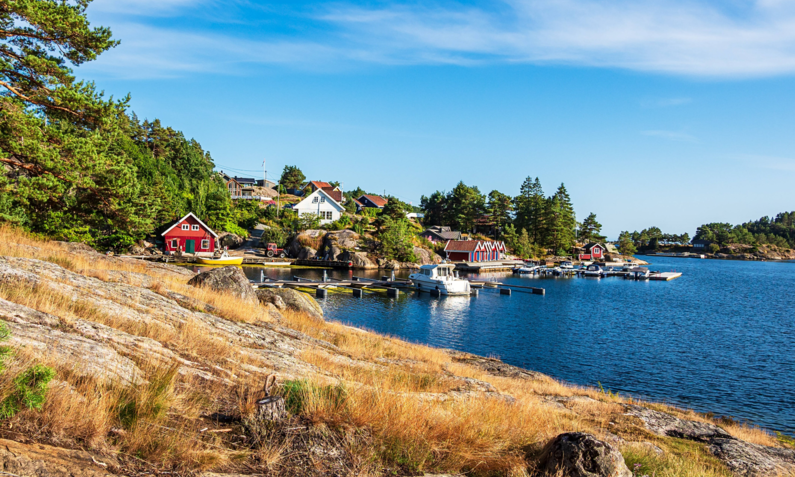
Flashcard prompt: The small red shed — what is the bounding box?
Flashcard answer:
[444,240,506,262]
[161,212,218,254]
[579,242,604,260]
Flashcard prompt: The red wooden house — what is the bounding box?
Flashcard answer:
[161,212,218,254]
[578,242,605,261]
[444,240,506,262]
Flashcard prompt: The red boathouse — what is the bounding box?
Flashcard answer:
[161,212,218,254]
[444,240,506,262]
[579,242,605,261]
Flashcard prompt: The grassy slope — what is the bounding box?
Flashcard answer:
[0,226,784,476]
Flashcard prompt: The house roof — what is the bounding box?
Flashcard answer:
[305,181,332,190]
[359,195,388,207]
[584,242,604,251]
[234,177,257,184]
[444,240,480,252]
[351,198,364,207]
[444,240,506,252]
[605,243,619,253]
[294,188,345,211]
[421,228,461,241]
[161,212,218,238]
[321,187,343,203]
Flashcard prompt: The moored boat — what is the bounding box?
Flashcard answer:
[582,264,604,277]
[560,261,574,269]
[196,252,244,266]
[409,264,471,295]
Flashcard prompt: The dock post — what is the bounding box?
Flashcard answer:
[323,270,328,283]
[532,288,545,295]
[430,289,441,297]
[352,288,363,298]
[260,270,264,283]
[316,288,328,299]
[470,289,478,297]
[500,288,512,296]
[391,270,396,282]
[387,288,400,298]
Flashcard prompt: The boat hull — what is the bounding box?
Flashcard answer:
[196,257,244,265]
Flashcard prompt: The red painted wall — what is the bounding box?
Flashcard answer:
[447,251,471,261]
[163,216,216,253]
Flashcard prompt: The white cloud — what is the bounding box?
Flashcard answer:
[642,130,698,142]
[82,0,795,78]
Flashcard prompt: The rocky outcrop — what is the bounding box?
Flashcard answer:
[538,432,631,477]
[218,232,244,249]
[414,246,442,266]
[327,229,359,250]
[256,288,323,319]
[188,266,258,305]
[448,350,548,381]
[340,251,377,269]
[626,405,795,476]
[286,230,325,258]
[0,438,122,477]
[297,246,317,260]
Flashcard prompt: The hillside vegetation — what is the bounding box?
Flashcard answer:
[0,226,792,476]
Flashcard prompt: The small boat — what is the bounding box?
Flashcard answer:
[513,266,539,274]
[626,267,650,279]
[560,261,575,269]
[582,264,604,277]
[409,264,471,296]
[196,251,244,266]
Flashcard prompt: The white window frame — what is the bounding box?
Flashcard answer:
[192,224,200,231]
[201,239,210,249]
[171,239,178,248]
[320,196,326,203]
[181,224,189,231]
[312,196,318,203]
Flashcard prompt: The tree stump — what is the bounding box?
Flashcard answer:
[256,396,287,422]
[256,374,287,422]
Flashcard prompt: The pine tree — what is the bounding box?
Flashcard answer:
[542,184,577,254]
[514,177,546,243]
[487,190,513,239]
[618,231,637,255]
[579,212,606,243]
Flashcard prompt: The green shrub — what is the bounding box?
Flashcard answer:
[708,243,721,254]
[259,226,288,247]
[281,380,347,416]
[0,364,56,419]
[224,222,249,238]
[0,323,12,371]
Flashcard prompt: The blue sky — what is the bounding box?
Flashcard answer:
[81,0,795,239]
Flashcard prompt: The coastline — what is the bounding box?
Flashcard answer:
[0,229,793,476]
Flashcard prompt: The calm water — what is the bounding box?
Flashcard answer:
[227,258,795,434]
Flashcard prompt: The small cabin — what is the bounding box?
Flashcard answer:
[444,240,506,262]
[161,213,218,254]
[579,242,605,260]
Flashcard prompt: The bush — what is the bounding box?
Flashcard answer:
[708,243,720,254]
[379,217,418,262]
[0,364,56,419]
[295,213,321,231]
[224,222,249,238]
[259,227,288,247]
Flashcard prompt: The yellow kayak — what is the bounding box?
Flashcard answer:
[196,256,244,265]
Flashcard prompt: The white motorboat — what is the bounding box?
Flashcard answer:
[409,264,471,296]
[513,266,539,274]
[582,264,604,277]
[560,261,575,269]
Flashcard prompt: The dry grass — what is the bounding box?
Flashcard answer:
[0,225,786,476]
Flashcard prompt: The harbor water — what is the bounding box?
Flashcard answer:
[228,257,795,434]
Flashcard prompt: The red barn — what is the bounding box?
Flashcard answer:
[444,240,506,262]
[161,212,218,254]
[579,242,605,260]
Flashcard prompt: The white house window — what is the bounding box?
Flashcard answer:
[312,196,318,203]
[201,239,210,249]
[171,239,178,248]
[320,196,326,203]
[181,224,189,230]
[322,211,333,220]
[192,224,200,231]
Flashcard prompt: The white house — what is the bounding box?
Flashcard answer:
[293,188,345,225]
